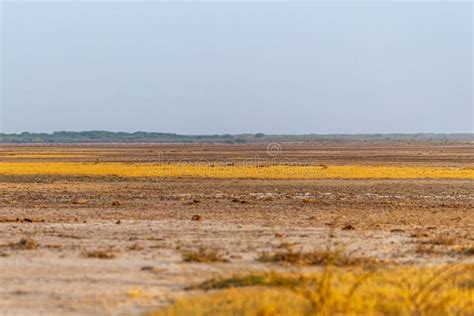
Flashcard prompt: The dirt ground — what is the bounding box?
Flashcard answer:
[0,143,472,315]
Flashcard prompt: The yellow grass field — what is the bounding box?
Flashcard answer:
[0,162,472,179]
[153,265,474,316]
[0,154,91,158]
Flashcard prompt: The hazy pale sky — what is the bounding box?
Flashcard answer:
[0,1,472,134]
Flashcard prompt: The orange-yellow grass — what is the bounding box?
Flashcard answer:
[0,162,472,179]
[150,265,474,316]
[0,154,91,158]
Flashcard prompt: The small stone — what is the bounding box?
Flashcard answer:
[73,199,88,205]
[191,215,202,221]
[342,224,355,231]
[390,228,404,233]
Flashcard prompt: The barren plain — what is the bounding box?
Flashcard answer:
[0,142,472,315]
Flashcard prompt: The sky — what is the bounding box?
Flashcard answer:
[0,1,472,134]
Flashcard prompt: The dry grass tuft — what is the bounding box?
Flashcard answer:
[181,248,229,263]
[257,249,377,267]
[128,243,144,251]
[189,272,303,291]
[461,247,474,256]
[415,244,439,255]
[84,250,115,259]
[415,235,459,255]
[6,238,39,250]
[276,241,295,250]
[422,235,455,246]
[451,246,474,256]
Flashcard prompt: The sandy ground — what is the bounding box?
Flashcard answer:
[0,143,472,315]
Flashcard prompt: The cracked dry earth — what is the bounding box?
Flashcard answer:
[0,143,473,315]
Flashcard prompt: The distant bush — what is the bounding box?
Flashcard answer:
[234,138,247,144]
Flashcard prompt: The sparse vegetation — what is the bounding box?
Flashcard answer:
[461,247,474,256]
[152,287,309,316]
[451,246,474,256]
[128,243,144,251]
[5,238,39,250]
[1,142,472,314]
[152,265,474,315]
[84,250,115,259]
[189,272,303,291]
[181,248,229,263]
[257,249,378,267]
[415,235,459,255]
[415,244,439,255]
[422,235,455,246]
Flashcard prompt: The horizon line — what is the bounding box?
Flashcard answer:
[1,131,473,136]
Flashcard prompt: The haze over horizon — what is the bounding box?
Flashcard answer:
[1,1,472,134]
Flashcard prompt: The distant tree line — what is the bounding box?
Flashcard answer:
[0,131,243,144]
[0,131,471,144]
